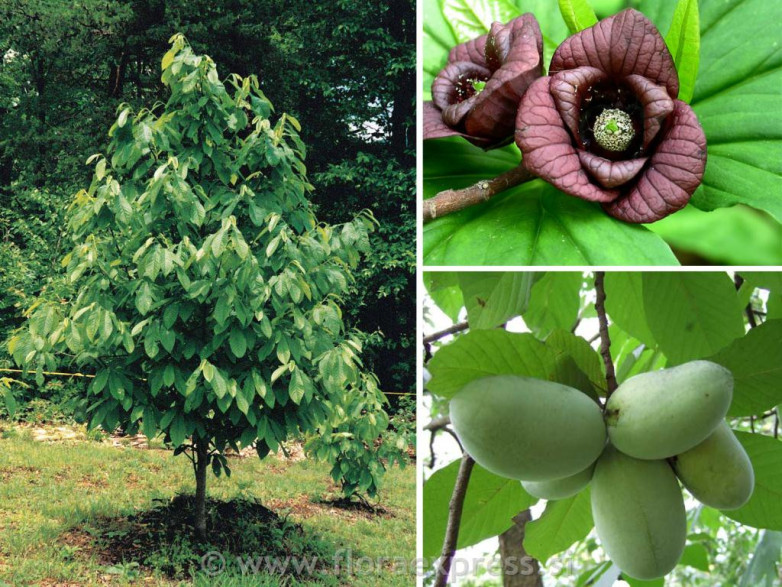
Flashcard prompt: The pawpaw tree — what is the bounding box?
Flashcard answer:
[7,35,391,539]
[423,271,782,585]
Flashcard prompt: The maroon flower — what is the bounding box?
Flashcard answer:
[424,14,543,149]
[516,9,706,223]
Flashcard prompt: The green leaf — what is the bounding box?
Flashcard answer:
[202,360,215,383]
[517,0,571,73]
[442,0,519,44]
[159,328,176,353]
[423,272,463,322]
[690,0,782,224]
[169,413,186,447]
[679,542,710,572]
[724,432,782,530]
[524,488,594,564]
[648,205,782,267]
[523,272,583,338]
[161,49,175,70]
[423,139,678,266]
[604,272,657,348]
[141,406,157,441]
[739,530,782,587]
[229,329,247,358]
[1,384,17,417]
[557,0,597,35]
[458,272,534,329]
[709,320,782,417]
[641,272,744,364]
[423,460,536,559]
[740,272,782,294]
[235,386,250,415]
[546,329,605,397]
[664,0,700,103]
[427,330,560,399]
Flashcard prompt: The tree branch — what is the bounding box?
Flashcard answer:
[423,322,469,345]
[424,415,451,431]
[594,272,617,401]
[435,453,475,587]
[423,165,535,223]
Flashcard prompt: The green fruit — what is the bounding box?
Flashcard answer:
[606,360,733,459]
[671,421,754,510]
[521,462,595,500]
[592,445,686,580]
[449,375,606,481]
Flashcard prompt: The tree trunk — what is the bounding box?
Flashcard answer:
[194,437,209,540]
[386,0,415,159]
[498,509,543,587]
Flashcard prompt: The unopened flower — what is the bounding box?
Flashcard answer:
[424,14,543,149]
[516,9,707,223]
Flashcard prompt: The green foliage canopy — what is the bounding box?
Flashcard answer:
[8,37,388,488]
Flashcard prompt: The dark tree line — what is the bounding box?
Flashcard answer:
[0,0,414,398]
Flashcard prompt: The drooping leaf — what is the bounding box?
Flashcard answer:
[739,530,782,587]
[546,329,606,397]
[423,272,463,323]
[423,459,536,559]
[679,542,710,571]
[458,272,534,329]
[642,272,744,364]
[724,432,782,530]
[709,320,782,417]
[604,272,657,348]
[427,330,561,399]
[523,272,584,338]
[664,0,700,103]
[557,0,598,35]
[524,488,594,564]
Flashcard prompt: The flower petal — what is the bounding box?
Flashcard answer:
[423,101,460,140]
[604,101,707,223]
[516,77,617,203]
[578,151,648,188]
[423,101,498,148]
[550,66,607,146]
[550,9,679,99]
[431,61,493,125]
[465,14,544,139]
[625,74,674,149]
[449,29,489,68]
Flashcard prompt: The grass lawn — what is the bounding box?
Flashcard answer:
[0,424,415,586]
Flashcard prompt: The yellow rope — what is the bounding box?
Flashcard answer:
[0,367,95,379]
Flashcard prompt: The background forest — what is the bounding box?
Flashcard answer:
[0,0,415,403]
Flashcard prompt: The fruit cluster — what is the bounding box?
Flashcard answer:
[449,361,754,580]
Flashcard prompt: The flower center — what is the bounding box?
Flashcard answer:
[454,75,489,102]
[593,109,635,152]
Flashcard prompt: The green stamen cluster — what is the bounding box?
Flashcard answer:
[593,108,635,152]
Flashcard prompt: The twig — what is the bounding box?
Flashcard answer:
[434,454,475,587]
[424,416,451,431]
[594,272,617,401]
[423,164,535,223]
[440,427,464,453]
[423,322,469,344]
